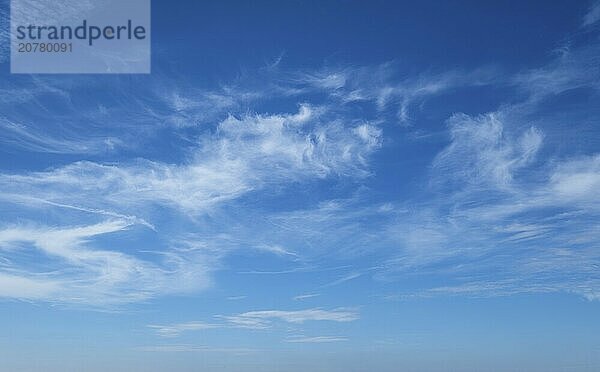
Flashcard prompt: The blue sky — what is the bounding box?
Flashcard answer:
[1,1,600,371]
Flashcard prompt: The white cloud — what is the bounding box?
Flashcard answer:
[217,314,271,330]
[381,111,600,300]
[0,220,215,306]
[0,273,61,300]
[227,295,247,300]
[369,39,600,299]
[293,293,320,301]
[305,65,499,123]
[323,272,362,287]
[512,42,600,101]
[0,106,380,215]
[432,113,542,189]
[549,155,600,203]
[148,308,358,338]
[255,244,299,258]
[148,322,218,338]
[0,72,385,306]
[223,308,359,326]
[0,116,123,154]
[285,336,348,343]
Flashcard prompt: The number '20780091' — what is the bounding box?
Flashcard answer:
[17,43,73,53]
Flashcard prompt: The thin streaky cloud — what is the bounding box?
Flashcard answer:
[148,322,219,338]
[285,336,348,343]
[293,293,320,301]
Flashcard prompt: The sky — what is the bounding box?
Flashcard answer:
[1,1,600,371]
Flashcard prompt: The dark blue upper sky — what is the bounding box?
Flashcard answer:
[150,1,582,74]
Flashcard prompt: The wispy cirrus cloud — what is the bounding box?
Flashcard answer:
[225,308,359,325]
[0,220,216,306]
[286,63,500,124]
[148,308,359,337]
[285,335,348,343]
[0,105,381,214]
[147,321,218,338]
[431,112,543,189]
[379,117,600,299]
[0,59,497,158]
[215,308,359,330]
[293,293,320,301]
[0,116,124,154]
[0,71,384,306]
[0,272,61,299]
[254,244,299,258]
